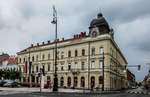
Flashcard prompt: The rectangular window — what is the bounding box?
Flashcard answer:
[75,62,78,69]
[99,60,103,68]
[100,47,104,54]
[61,66,64,71]
[91,61,95,68]
[81,62,85,70]
[32,56,34,62]
[48,54,50,60]
[36,55,38,61]
[42,54,45,60]
[82,49,85,56]
[61,52,64,59]
[91,48,95,56]
[48,64,50,71]
[68,64,71,70]
[23,58,25,63]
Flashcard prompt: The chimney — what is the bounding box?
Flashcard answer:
[81,32,84,37]
[76,34,79,38]
[48,40,50,44]
[62,38,64,41]
[42,42,44,45]
[31,44,33,47]
[74,35,77,39]
[79,34,82,38]
[83,32,86,37]
[57,39,59,42]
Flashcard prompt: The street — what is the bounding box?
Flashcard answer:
[0,92,149,97]
[0,87,149,97]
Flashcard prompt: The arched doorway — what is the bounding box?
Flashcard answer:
[74,77,78,88]
[60,77,64,87]
[81,76,85,88]
[91,76,95,89]
[67,77,71,87]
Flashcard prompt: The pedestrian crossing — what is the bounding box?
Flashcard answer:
[126,90,150,95]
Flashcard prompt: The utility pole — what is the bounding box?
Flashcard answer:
[51,5,58,92]
[102,52,105,91]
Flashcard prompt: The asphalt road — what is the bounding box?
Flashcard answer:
[0,92,149,97]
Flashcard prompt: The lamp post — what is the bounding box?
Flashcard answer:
[51,5,58,92]
[102,52,105,91]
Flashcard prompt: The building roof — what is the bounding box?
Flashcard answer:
[17,32,88,54]
[0,54,9,63]
[8,56,17,64]
[90,13,110,31]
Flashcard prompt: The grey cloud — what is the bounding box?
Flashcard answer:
[0,0,150,81]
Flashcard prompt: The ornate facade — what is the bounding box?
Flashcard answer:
[17,13,128,90]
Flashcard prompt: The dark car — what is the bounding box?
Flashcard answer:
[3,80,20,87]
[0,80,7,87]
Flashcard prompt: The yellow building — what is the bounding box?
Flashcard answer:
[17,13,128,90]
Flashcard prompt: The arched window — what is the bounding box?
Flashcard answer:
[91,76,95,89]
[68,50,71,57]
[67,77,71,87]
[82,49,85,56]
[81,76,85,87]
[75,50,78,57]
[74,77,78,87]
[60,77,64,87]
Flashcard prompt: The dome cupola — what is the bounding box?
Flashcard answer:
[89,13,110,37]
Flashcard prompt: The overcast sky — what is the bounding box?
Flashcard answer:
[0,0,150,81]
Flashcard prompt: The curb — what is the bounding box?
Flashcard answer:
[32,91,121,94]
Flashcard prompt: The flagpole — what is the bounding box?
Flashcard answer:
[51,5,58,92]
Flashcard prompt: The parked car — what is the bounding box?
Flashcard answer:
[3,80,20,87]
[0,80,7,87]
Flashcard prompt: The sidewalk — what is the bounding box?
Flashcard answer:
[0,87,121,94]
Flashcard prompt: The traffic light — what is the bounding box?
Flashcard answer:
[138,65,141,71]
[42,69,45,76]
[42,65,45,76]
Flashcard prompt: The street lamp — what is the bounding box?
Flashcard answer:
[102,52,105,91]
[51,5,58,92]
